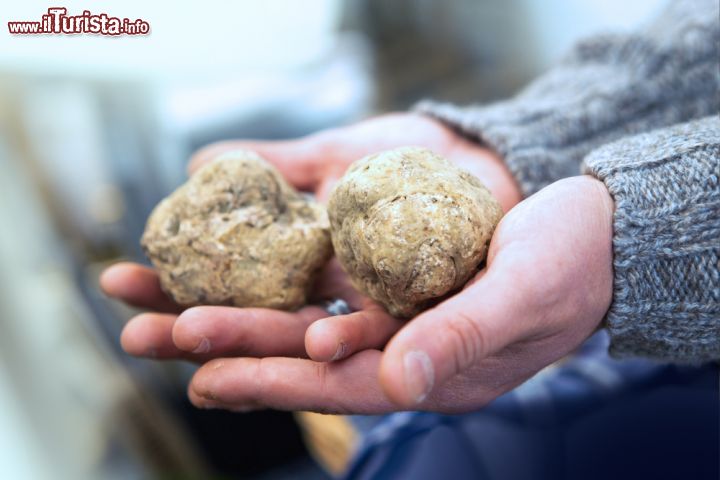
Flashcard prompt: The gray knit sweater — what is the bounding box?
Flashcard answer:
[416,0,720,363]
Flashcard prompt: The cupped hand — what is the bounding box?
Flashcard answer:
[101,112,520,364]
[182,175,614,414]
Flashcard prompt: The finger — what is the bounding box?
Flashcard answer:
[100,262,182,313]
[305,307,403,362]
[188,350,398,414]
[379,264,528,408]
[172,305,326,358]
[187,138,323,191]
[121,313,187,359]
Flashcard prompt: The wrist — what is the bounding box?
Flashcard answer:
[579,175,615,329]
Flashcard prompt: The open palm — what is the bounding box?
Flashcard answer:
[178,176,613,414]
[101,113,520,364]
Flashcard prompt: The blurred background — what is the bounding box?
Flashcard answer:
[0,1,672,479]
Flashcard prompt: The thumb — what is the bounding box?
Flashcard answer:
[378,267,524,408]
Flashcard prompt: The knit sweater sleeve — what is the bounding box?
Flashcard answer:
[582,116,720,363]
[415,0,719,197]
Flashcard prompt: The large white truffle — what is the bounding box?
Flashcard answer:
[328,147,503,318]
[141,150,332,310]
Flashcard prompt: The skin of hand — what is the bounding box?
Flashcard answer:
[101,113,615,414]
[101,112,520,362]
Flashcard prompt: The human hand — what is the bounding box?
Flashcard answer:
[181,175,614,414]
[101,113,520,363]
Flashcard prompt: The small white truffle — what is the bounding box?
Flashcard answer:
[141,150,332,310]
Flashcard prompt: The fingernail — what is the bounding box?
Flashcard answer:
[331,341,348,361]
[403,350,434,404]
[192,337,211,354]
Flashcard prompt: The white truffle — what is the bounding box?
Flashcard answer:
[328,147,503,318]
[141,150,332,310]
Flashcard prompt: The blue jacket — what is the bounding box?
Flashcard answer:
[343,332,718,480]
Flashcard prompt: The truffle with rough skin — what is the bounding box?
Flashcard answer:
[141,150,332,310]
[328,146,503,318]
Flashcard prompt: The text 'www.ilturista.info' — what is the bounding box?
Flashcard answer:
[8,8,150,35]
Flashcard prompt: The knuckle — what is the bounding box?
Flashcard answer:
[228,325,255,357]
[307,363,352,414]
[444,310,486,374]
[253,358,274,402]
[313,362,329,398]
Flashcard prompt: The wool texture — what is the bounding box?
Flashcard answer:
[416,0,720,362]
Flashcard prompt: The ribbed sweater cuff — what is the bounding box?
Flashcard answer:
[582,117,720,363]
[415,0,719,199]
[414,99,578,197]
